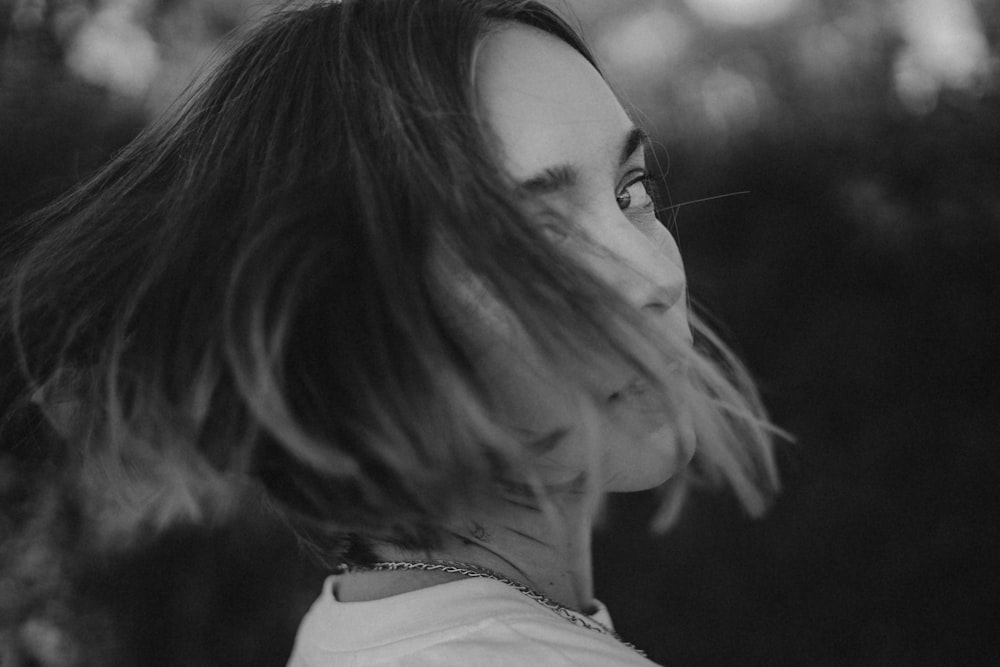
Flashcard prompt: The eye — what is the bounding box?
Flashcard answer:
[616,172,654,212]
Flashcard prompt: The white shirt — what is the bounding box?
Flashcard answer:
[286,575,660,666]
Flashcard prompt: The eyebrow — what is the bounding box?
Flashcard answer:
[518,126,650,195]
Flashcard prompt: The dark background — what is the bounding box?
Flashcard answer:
[2,0,999,665]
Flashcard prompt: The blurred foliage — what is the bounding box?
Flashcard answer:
[2,0,999,665]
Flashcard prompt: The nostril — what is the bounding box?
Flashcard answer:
[642,302,669,317]
[642,280,685,316]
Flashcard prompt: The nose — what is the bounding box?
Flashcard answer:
[583,213,688,323]
[638,275,685,318]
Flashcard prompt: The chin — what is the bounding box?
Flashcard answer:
[603,425,686,492]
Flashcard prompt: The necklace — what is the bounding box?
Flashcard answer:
[345,559,647,658]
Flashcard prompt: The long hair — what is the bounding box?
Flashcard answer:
[1,0,780,558]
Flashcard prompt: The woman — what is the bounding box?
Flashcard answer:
[1,0,780,664]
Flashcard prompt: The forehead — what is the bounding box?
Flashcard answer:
[474,25,632,181]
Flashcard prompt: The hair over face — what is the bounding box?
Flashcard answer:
[1,0,780,558]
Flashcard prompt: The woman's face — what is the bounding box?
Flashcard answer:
[470,25,693,492]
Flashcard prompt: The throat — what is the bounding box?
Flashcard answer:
[364,494,599,613]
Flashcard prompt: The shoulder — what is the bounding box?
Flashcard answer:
[286,576,659,667]
[483,613,656,666]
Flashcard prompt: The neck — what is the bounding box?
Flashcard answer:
[378,491,599,613]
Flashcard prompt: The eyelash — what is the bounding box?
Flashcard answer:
[536,171,657,243]
[616,171,656,213]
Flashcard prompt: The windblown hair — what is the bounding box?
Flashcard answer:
[1,0,779,558]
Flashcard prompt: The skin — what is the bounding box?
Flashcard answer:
[337,25,692,613]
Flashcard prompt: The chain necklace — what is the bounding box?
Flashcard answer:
[345,559,647,658]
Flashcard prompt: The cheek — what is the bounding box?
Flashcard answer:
[434,261,598,435]
[472,337,582,435]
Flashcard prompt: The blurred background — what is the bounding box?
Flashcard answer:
[2,0,999,664]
